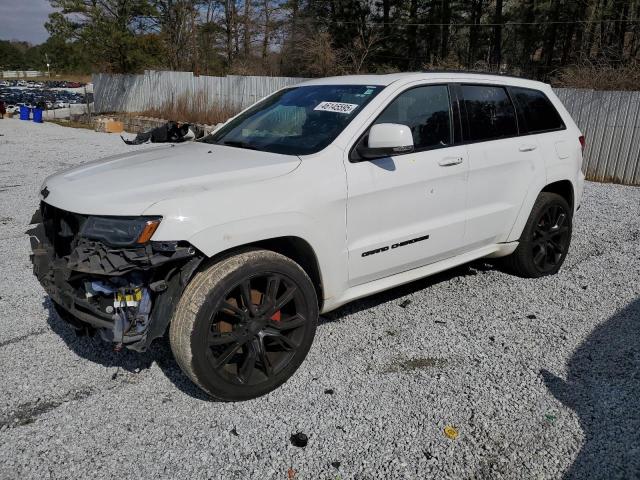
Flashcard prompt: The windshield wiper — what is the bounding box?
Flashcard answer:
[219,140,258,150]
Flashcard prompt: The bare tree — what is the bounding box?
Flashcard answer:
[298,31,342,76]
[223,0,235,64]
[341,26,383,74]
[243,0,251,56]
[490,0,503,68]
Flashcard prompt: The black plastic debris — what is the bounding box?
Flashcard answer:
[230,427,239,436]
[331,461,341,469]
[582,285,588,290]
[434,320,446,324]
[121,121,192,145]
[290,432,308,448]
[527,314,537,319]
[324,388,334,395]
[336,426,347,433]
[489,336,496,342]
[399,299,412,308]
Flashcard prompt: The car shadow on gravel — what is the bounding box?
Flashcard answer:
[321,261,497,322]
[42,261,500,401]
[541,298,640,479]
[43,297,211,401]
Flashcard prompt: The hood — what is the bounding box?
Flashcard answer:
[41,142,301,216]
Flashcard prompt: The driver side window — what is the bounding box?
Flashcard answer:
[375,85,452,151]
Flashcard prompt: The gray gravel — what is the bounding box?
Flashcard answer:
[0,119,639,479]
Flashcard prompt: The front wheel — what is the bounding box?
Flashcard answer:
[504,192,573,278]
[170,249,318,401]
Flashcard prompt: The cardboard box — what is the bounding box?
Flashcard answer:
[104,120,124,133]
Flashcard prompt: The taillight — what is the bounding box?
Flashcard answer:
[579,135,586,152]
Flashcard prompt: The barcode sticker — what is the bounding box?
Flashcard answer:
[314,101,359,114]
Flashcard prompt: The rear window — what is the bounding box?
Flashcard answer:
[511,87,565,134]
[461,85,518,142]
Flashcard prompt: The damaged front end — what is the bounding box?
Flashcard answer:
[28,202,203,352]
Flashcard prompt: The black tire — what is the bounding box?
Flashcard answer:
[170,249,318,401]
[504,192,573,278]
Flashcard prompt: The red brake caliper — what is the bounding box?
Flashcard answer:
[252,288,281,322]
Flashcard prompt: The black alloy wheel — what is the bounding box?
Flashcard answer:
[531,203,571,273]
[170,250,318,401]
[206,273,310,386]
[503,192,573,278]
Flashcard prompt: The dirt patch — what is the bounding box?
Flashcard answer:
[384,357,448,373]
[0,328,48,349]
[0,388,95,429]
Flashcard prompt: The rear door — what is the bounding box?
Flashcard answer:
[458,83,545,246]
[509,86,569,175]
[345,84,469,286]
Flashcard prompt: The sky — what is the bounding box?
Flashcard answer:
[0,0,55,44]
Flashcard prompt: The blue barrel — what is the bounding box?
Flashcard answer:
[19,105,30,120]
[33,108,43,123]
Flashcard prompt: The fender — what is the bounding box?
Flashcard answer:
[186,213,346,304]
[506,168,549,242]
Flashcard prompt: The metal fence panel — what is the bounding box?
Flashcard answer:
[92,71,307,113]
[1,70,44,78]
[92,72,640,185]
[554,87,640,185]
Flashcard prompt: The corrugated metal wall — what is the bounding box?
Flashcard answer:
[1,70,44,78]
[93,71,640,185]
[92,71,308,113]
[554,88,640,185]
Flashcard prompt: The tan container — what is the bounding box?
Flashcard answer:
[105,120,124,133]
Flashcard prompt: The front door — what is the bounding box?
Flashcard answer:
[345,84,469,286]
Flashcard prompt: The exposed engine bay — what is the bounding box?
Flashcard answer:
[27,202,203,351]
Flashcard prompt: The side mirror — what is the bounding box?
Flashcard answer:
[357,123,414,160]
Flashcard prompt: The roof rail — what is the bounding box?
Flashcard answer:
[418,69,537,81]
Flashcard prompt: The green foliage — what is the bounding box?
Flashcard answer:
[0,41,26,69]
[46,0,161,73]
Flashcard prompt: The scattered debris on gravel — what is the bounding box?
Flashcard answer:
[290,432,309,448]
[0,120,639,479]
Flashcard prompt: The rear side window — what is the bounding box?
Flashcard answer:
[460,85,517,141]
[375,85,452,150]
[511,87,565,134]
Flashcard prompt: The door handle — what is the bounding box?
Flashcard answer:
[438,156,463,166]
[519,145,537,152]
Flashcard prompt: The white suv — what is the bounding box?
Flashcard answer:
[30,73,584,400]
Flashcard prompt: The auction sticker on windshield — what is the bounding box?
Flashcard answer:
[314,101,359,114]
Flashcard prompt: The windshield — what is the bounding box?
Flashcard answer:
[204,84,384,155]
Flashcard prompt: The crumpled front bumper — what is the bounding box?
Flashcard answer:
[30,220,116,330]
[27,206,203,351]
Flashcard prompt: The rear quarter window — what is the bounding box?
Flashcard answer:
[460,85,518,142]
[510,87,565,134]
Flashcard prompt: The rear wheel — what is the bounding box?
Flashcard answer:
[170,249,318,401]
[504,192,572,278]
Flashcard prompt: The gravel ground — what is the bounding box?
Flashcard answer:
[0,119,638,480]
